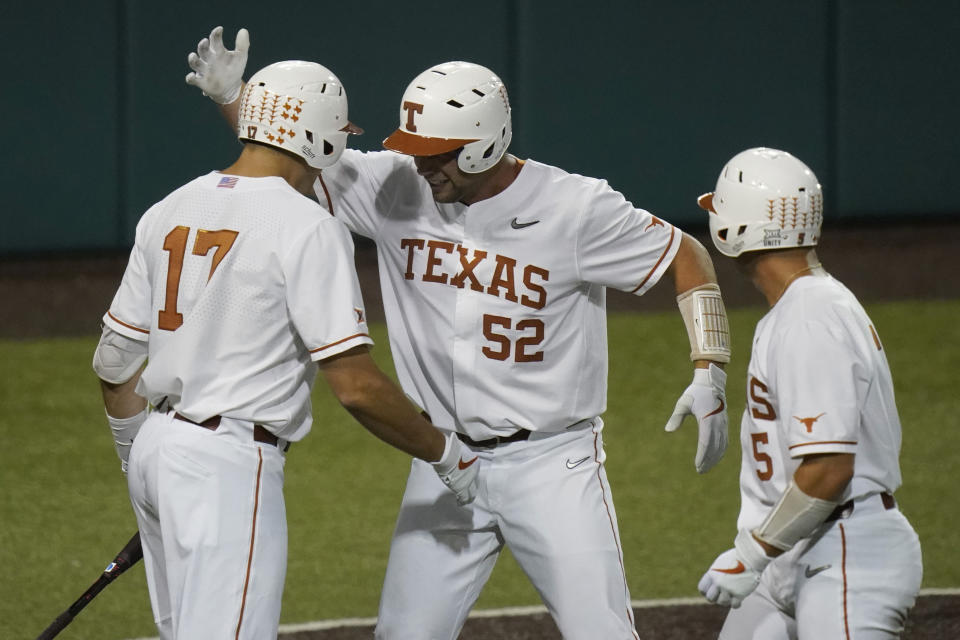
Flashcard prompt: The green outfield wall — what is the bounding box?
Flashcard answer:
[2,0,958,254]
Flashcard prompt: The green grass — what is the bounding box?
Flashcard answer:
[2,300,958,638]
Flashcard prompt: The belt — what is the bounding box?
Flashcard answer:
[825,492,896,522]
[457,429,532,448]
[172,412,283,449]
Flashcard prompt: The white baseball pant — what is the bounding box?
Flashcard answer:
[127,412,288,639]
[719,493,922,639]
[374,418,639,640]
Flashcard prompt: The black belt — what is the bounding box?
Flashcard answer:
[825,492,895,522]
[172,412,286,450]
[457,429,532,448]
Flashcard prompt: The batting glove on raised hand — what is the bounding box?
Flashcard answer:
[185,26,249,104]
[664,363,728,473]
[431,432,480,506]
[698,529,773,608]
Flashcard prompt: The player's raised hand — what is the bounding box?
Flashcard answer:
[185,26,249,104]
[698,530,772,608]
[431,432,480,505]
[664,362,728,473]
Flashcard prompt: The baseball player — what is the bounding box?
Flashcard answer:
[93,59,479,639]
[187,27,732,639]
[695,148,923,638]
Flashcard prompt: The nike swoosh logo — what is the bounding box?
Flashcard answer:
[705,398,725,418]
[565,456,591,469]
[510,217,540,229]
[713,561,746,575]
[805,564,831,578]
[458,456,478,470]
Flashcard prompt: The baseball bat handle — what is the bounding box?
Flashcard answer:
[35,611,75,640]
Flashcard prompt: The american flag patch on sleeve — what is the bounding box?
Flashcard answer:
[217,176,239,189]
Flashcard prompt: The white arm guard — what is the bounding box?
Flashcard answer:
[677,283,731,363]
[93,326,148,384]
[753,480,839,551]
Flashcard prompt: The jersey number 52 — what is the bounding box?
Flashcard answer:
[482,314,544,362]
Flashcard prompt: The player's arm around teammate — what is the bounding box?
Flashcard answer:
[183,23,731,473]
[177,28,478,500]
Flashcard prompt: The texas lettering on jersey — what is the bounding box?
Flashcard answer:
[400,238,550,310]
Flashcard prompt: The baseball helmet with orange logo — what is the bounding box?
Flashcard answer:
[382,61,512,173]
[698,148,824,257]
[237,61,362,169]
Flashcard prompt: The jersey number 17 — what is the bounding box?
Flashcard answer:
[158,226,239,331]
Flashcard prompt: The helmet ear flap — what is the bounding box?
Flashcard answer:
[457,121,513,173]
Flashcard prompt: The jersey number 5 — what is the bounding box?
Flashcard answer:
[158,226,239,331]
[750,432,774,481]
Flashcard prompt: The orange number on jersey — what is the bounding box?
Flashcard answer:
[194,229,239,281]
[158,226,239,331]
[749,376,777,420]
[482,314,545,363]
[482,314,512,361]
[515,319,545,362]
[750,432,774,481]
[158,226,190,331]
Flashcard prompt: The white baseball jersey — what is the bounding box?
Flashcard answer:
[735,273,904,531]
[105,172,373,442]
[318,150,679,441]
[721,272,922,638]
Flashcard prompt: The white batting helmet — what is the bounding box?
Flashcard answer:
[237,61,361,169]
[382,61,512,173]
[698,148,824,257]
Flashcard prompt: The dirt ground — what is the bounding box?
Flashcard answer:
[281,595,959,639]
[1,219,957,339]
[3,219,957,637]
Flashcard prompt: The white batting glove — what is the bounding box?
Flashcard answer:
[431,432,480,506]
[664,363,728,473]
[698,529,773,608]
[185,26,249,104]
[107,409,147,474]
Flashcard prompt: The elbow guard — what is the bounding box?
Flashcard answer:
[93,326,148,384]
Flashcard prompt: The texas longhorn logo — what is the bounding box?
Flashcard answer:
[644,216,665,232]
[402,101,424,132]
[793,413,826,433]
